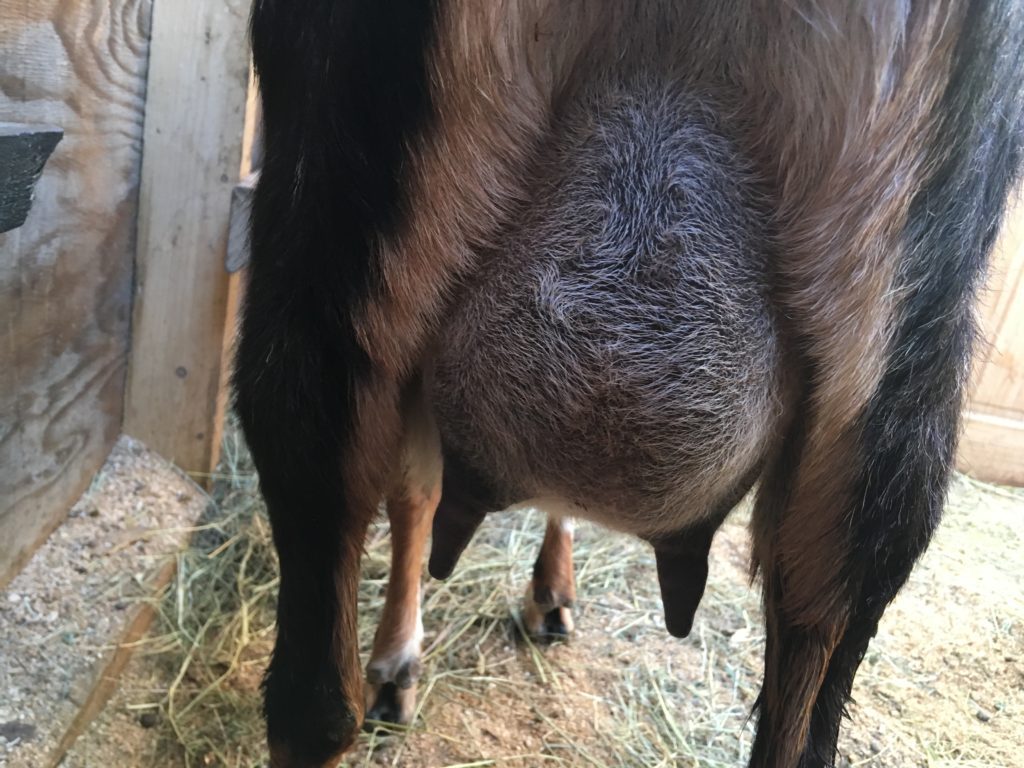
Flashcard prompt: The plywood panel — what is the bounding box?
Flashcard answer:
[971,195,1024,418]
[958,412,1024,487]
[123,0,250,478]
[0,0,153,585]
[959,191,1024,486]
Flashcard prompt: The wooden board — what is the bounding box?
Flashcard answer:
[123,0,251,478]
[959,191,1024,486]
[0,123,62,232]
[0,1,152,586]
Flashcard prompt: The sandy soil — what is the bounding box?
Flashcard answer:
[0,436,206,768]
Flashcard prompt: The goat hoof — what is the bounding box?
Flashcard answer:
[364,681,418,727]
[541,606,574,638]
[265,680,359,768]
[523,580,575,639]
[365,655,422,726]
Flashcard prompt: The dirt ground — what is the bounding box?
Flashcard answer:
[0,437,207,768]
[57,440,1024,767]
[341,479,1023,768]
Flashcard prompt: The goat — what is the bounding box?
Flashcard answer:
[234,2,1024,767]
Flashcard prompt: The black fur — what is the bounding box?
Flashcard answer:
[235,0,439,761]
[802,3,1024,765]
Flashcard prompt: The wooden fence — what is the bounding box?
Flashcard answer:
[0,0,252,586]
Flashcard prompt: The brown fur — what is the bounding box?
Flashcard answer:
[331,381,402,734]
[254,3,994,766]
[531,517,576,611]
[330,534,370,729]
[742,2,968,628]
[355,4,970,627]
[754,616,845,768]
[360,5,970,762]
[365,484,438,725]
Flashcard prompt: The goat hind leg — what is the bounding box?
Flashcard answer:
[235,321,396,767]
[524,515,576,638]
[789,329,968,766]
[750,342,957,768]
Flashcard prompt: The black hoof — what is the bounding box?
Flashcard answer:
[265,678,359,766]
[365,682,402,727]
[541,607,572,639]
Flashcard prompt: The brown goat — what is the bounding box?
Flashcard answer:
[235,2,1024,766]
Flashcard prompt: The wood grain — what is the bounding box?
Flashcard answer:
[959,412,1024,487]
[0,435,208,766]
[0,0,153,585]
[123,0,250,478]
[969,194,1024,420]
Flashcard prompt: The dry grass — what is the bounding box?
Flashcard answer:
[135,425,1023,768]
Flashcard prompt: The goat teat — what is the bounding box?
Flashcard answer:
[428,492,487,580]
[646,520,720,639]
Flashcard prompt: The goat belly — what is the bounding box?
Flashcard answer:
[431,76,787,539]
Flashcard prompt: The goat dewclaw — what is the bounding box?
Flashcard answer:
[236,2,1024,767]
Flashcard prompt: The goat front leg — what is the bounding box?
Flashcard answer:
[366,392,441,726]
[523,515,576,638]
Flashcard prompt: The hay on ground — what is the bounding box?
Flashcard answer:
[136,425,1023,768]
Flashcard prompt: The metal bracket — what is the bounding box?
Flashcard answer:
[0,123,63,234]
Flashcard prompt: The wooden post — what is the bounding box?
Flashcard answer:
[124,0,251,477]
